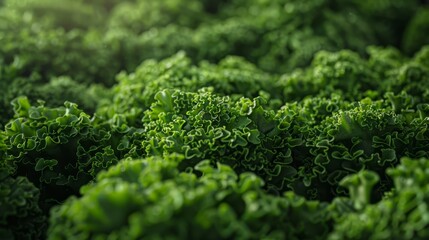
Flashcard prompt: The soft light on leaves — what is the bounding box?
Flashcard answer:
[48,155,331,240]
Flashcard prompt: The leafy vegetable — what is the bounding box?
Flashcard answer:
[0,169,46,240]
[329,158,429,240]
[48,155,330,240]
[3,97,120,207]
[1,0,429,239]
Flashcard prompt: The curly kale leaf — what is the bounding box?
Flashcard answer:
[98,52,279,126]
[3,97,121,205]
[276,46,429,105]
[329,157,429,240]
[48,155,330,240]
[0,169,46,240]
[141,89,303,194]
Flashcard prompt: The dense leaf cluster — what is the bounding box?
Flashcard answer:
[1,0,429,239]
[49,155,330,240]
[0,170,45,240]
[1,0,428,126]
[47,156,429,240]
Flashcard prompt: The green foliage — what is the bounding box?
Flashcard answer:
[0,68,111,127]
[108,0,205,34]
[4,0,103,31]
[0,6,118,91]
[75,0,133,12]
[351,0,420,47]
[338,170,379,210]
[277,50,377,101]
[191,0,380,72]
[1,0,429,238]
[103,26,194,72]
[277,46,429,104]
[3,98,121,206]
[403,8,429,55]
[99,52,279,125]
[0,61,40,127]
[3,45,429,237]
[36,77,111,114]
[48,155,330,240]
[92,0,420,75]
[0,169,46,240]
[329,158,429,240]
[0,26,117,85]
[140,89,314,196]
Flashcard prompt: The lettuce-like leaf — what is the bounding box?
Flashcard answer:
[329,158,429,240]
[0,169,46,240]
[48,155,330,240]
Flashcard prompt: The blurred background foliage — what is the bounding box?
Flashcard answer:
[2,1,429,239]
[1,0,429,128]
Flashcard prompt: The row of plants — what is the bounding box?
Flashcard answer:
[1,0,429,239]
